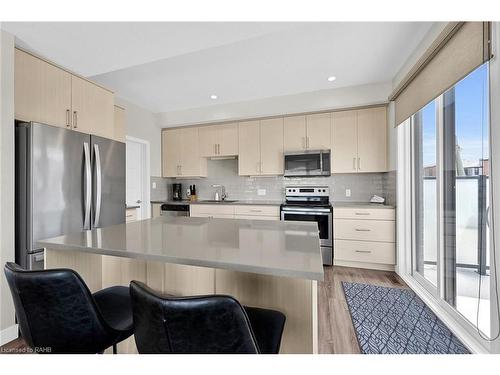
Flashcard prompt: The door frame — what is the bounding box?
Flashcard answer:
[126,135,151,219]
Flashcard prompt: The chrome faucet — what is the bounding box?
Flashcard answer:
[211,184,227,201]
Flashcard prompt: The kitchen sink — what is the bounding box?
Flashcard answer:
[198,200,238,203]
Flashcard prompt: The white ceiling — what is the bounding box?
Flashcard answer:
[2,22,433,113]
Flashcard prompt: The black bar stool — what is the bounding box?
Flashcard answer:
[130,280,286,354]
[4,262,133,354]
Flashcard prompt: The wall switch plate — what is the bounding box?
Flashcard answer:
[345,188,351,197]
[152,182,157,189]
[257,189,266,196]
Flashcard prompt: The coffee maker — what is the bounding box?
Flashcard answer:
[172,183,182,201]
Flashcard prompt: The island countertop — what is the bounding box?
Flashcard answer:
[38,216,324,281]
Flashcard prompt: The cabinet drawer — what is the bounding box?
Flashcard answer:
[333,207,395,221]
[190,204,234,216]
[334,219,395,242]
[335,240,395,265]
[233,205,280,217]
[193,212,234,219]
[125,208,138,222]
[233,215,279,221]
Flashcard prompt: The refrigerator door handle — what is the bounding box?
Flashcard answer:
[93,144,102,228]
[83,142,92,230]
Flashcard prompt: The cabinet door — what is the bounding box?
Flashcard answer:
[199,125,218,157]
[331,110,358,173]
[260,118,284,175]
[162,129,181,177]
[217,123,238,156]
[357,107,387,173]
[71,76,114,139]
[283,115,306,151]
[306,113,331,150]
[15,49,72,128]
[113,106,126,142]
[238,120,261,176]
[179,127,205,177]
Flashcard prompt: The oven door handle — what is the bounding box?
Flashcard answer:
[281,208,331,214]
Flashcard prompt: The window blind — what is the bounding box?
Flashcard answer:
[391,22,491,126]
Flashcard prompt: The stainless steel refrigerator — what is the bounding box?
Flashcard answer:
[15,122,126,270]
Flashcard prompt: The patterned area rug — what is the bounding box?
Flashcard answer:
[342,282,470,354]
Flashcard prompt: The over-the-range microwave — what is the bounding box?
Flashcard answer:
[283,150,331,177]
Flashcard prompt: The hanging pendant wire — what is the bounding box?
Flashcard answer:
[476,61,500,341]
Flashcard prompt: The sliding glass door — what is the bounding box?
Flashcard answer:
[411,63,491,336]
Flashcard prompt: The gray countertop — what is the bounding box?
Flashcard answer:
[39,216,324,281]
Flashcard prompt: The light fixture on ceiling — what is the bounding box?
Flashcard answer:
[210,94,218,100]
[327,76,336,82]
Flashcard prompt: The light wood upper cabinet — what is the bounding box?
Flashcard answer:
[199,126,219,157]
[113,105,126,142]
[15,49,72,128]
[162,129,181,177]
[284,115,306,151]
[162,128,207,178]
[199,123,238,157]
[15,48,115,140]
[357,107,387,173]
[332,110,358,173]
[238,120,261,176]
[71,76,114,139]
[306,113,331,150]
[331,106,387,174]
[260,118,284,175]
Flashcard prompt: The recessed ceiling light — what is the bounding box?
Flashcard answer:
[327,76,336,82]
[210,95,218,100]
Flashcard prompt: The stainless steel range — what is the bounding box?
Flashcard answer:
[280,186,333,266]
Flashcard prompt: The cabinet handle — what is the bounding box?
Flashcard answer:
[355,228,371,232]
[66,109,71,127]
[179,165,182,175]
[250,209,262,213]
[214,144,217,155]
[217,144,220,155]
[353,157,356,170]
[73,111,78,129]
[355,212,370,216]
[358,157,360,170]
[355,250,372,254]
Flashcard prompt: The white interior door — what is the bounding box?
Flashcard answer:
[126,137,149,219]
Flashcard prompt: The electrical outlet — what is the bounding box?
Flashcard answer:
[257,189,266,196]
[345,188,351,197]
[152,182,157,189]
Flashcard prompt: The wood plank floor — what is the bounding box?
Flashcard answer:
[1,265,407,354]
[317,265,407,354]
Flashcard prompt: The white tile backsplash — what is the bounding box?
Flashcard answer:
[155,159,394,204]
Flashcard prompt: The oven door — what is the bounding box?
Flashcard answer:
[284,150,330,177]
[280,207,332,248]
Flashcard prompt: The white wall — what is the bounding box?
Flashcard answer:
[0,29,16,343]
[114,97,162,177]
[156,81,392,127]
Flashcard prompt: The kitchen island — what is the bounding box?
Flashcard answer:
[38,216,324,354]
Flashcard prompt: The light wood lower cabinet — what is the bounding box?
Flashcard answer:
[151,203,162,218]
[125,207,138,222]
[333,207,395,270]
[190,204,280,220]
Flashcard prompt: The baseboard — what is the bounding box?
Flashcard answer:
[334,260,395,272]
[399,273,490,354]
[0,324,19,346]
